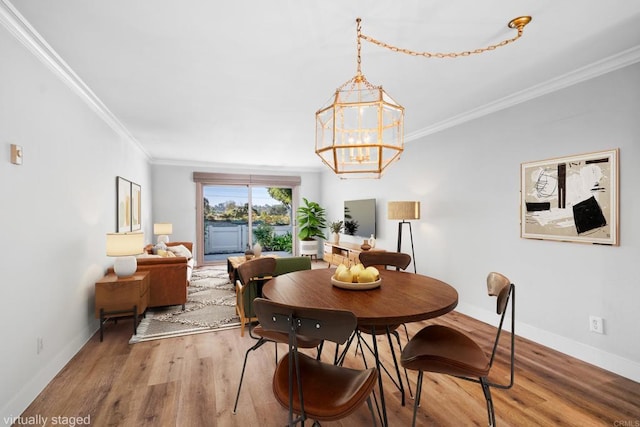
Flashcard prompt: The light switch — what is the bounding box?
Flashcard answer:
[11,144,23,165]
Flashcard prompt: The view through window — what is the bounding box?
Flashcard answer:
[202,185,293,263]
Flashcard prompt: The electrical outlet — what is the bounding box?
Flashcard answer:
[37,337,44,355]
[589,316,604,334]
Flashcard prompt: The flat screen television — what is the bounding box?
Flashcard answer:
[344,198,376,238]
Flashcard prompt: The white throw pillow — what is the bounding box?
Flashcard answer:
[168,244,192,259]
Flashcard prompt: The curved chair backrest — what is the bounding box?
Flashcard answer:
[237,257,277,286]
[253,298,356,345]
[236,257,277,327]
[359,251,412,271]
[485,272,515,381]
[487,271,511,315]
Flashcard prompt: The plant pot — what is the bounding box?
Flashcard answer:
[332,233,340,244]
[299,239,319,257]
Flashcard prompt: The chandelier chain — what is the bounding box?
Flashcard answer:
[358,23,525,59]
[356,17,362,74]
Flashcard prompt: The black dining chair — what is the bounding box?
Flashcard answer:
[401,272,516,427]
[355,251,413,406]
[253,297,378,426]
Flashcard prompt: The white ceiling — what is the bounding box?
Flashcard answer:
[4,1,640,170]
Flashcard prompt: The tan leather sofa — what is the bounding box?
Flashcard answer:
[109,241,193,310]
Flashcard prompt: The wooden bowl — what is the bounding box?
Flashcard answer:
[331,276,381,290]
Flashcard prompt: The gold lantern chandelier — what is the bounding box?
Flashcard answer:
[315,16,532,179]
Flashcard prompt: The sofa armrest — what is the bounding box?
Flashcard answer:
[135,256,189,267]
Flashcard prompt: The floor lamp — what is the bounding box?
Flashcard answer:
[388,201,420,273]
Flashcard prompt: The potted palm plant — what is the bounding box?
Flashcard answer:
[296,198,327,258]
[328,220,343,244]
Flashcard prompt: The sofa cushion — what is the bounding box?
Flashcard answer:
[157,249,176,257]
[167,244,192,259]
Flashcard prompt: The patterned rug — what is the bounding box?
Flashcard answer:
[129,265,239,343]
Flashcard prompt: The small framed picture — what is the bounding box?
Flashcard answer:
[131,182,141,231]
[116,176,131,232]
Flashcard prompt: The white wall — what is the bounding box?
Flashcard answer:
[321,62,640,381]
[0,27,151,417]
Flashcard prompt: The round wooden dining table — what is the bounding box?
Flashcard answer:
[262,267,459,427]
[262,267,459,326]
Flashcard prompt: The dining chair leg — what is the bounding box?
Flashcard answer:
[392,328,414,399]
[370,326,389,427]
[356,329,408,406]
[335,330,357,366]
[315,341,324,361]
[384,327,406,406]
[366,396,378,427]
[402,323,410,342]
[352,336,384,426]
[480,377,496,427]
[273,342,278,364]
[232,337,268,414]
[412,371,424,427]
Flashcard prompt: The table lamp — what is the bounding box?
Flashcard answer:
[153,223,172,244]
[106,232,144,277]
[387,201,420,273]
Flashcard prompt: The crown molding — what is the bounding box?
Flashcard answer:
[151,157,324,173]
[0,0,149,158]
[405,45,640,142]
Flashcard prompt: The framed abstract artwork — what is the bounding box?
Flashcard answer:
[131,182,141,231]
[520,149,619,245]
[116,176,131,232]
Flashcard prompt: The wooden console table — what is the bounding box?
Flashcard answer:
[323,241,384,267]
[95,271,150,341]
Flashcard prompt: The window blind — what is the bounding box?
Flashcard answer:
[192,172,301,187]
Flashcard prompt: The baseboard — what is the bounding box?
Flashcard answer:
[1,325,97,422]
[455,302,640,383]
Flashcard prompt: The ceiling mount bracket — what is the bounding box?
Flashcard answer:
[508,16,532,30]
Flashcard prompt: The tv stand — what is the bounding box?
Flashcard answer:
[323,241,384,267]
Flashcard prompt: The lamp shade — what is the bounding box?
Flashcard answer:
[153,223,173,235]
[388,201,420,221]
[106,232,144,257]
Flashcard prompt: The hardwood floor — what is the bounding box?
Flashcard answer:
[19,305,640,426]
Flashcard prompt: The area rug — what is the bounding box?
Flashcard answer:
[129,265,239,343]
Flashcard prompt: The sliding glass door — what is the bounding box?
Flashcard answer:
[249,186,293,256]
[195,173,298,265]
[203,185,251,257]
